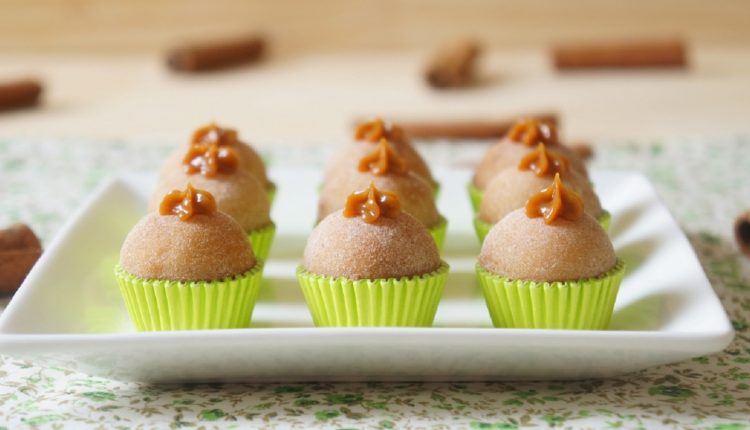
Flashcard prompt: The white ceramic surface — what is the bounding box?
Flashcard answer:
[0,168,734,382]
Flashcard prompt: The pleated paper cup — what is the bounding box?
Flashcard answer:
[297,262,449,327]
[114,263,263,331]
[476,260,625,330]
[467,182,483,214]
[247,222,276,261]
[429,217,448,252]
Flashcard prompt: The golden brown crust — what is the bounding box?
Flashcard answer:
[150,169,271,232]
[479,167,602,224]
[318,170,440,228]
[304,211,441,280]
[479,209,616,282]
[120,212,256,282]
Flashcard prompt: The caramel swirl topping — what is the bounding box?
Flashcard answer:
[183,123,240,177]
[354,118,406,143]
[343,183,401,224]
[518,143,569,177]
[526,173,584,224]
[159,183,217,221]
[182,141,239,177]
[508,119,558,147]
[358,138,408,175]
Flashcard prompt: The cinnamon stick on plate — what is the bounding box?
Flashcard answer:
[395,112,558,140]
[0,224,42,294]
[425,39,481,88]
[0,79,43,111]
[166,35,266,72]
[553,38,688,70]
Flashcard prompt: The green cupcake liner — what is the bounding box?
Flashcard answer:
[266,181,277,205]
[432,182,441,199]
[473,211,611,245]
[599,210,611,232]
[247,222,276,260]
[467,182,483,214]
[476,260,625,330]
[114,263,264,331]
[429,216,448,252]
[297,262,449,327]
[473,216,493,245]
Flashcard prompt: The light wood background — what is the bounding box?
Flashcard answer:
[0,0,749,144]
[2,0,750,54]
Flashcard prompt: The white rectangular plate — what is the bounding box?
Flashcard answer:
[0,168,734,382]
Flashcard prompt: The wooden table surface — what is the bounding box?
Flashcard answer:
[1,46,749,146]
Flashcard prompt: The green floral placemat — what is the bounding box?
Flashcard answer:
[0,137,748,429]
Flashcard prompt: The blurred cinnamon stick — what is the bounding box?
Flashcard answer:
[425,39,481,88]
[0,79,43,111]
[553,38,687,70]
[395,112,558,140]
[735,211,750,258]
[0,224,42,294]
[166,35,266,72]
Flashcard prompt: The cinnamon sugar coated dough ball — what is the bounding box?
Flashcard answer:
[472,138,588,190]
[120,212,256,282]
[479,209,616,282]
[323,141,434,186]
[304,212,441,280]
[318,171,440,227]
[160,143,270,186]
[150,170,270,231]
[479,168,603,224]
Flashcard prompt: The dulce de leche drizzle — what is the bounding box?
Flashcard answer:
[526,173,584,224]
[354,118,406,143]
[358,138,408,175]
[343,183,401,224]
[182,123,239,177]
[518,143,569,177]
[508,119,558,147]
[159,183,217,221]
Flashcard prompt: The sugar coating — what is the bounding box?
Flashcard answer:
[472,138,589,190]
[318,170,441,228]
[150,169,271,232]
[322,140,434,186]
[161,141,269,187]
[304,212,441,280]
[120,212,256,282]
[479,167,603,224]
[479,209,616,282]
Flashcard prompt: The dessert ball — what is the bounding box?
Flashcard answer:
[121,186,256,282]
[305,184,441,280]
[479,174,616,282]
